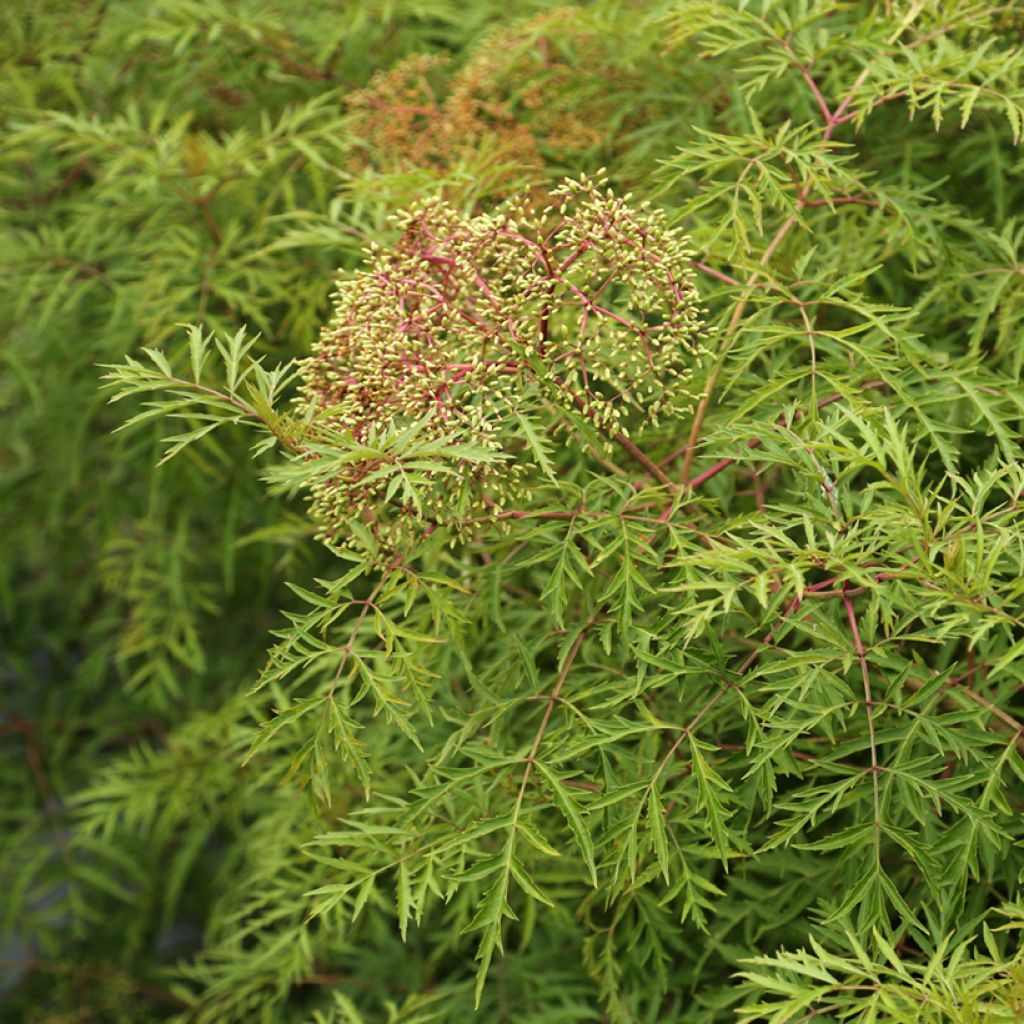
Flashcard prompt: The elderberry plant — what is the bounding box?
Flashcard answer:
[6,2,1024,1023]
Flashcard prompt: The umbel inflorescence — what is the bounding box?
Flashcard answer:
[298,175,706,552]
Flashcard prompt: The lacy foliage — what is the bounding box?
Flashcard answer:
[8,2,1024,1023]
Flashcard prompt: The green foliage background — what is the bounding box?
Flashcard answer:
[3,1,1024,1021]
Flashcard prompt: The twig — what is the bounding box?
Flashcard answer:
[657,379,888,503]
[842,585,882,857]
[515,616,597,808]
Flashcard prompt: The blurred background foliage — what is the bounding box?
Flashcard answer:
[3,1,1024,1021]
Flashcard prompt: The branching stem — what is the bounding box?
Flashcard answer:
[514,616,596,811]
[678,66,872,490]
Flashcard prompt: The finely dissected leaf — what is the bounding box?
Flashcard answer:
[514,411,558,482]
[535,760,597,886]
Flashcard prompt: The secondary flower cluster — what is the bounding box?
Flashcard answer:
[345,52,537,189]
[345,9,639,193]
[298,175,705,551]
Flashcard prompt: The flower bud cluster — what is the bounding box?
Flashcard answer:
[346,52,539,189]
[448,8,629,158]
[299,175,705,552]
[345,9,640,193]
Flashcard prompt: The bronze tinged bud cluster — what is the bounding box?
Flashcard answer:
[345,52,538,186]
[298,175,706,552]
[344,8,645,193]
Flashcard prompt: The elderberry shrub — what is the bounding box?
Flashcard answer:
[8,2,1024,1022]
